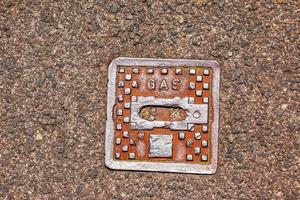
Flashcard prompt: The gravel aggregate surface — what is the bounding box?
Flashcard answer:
[0,0,299,199]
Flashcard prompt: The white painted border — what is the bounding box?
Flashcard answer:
[105,57,220,174]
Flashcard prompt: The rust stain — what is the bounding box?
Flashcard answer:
[113,66,212,164]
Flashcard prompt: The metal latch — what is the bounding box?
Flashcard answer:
[131,96,208,130]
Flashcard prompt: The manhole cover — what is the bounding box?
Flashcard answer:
[105,57,220,174]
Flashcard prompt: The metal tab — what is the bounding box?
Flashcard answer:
[131,96,208,130]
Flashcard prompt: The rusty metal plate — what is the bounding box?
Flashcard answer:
[105,57,220,174]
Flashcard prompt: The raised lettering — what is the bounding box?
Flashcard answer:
[147,78,156,90]
[171,79,180,90]
[159,79,169,90]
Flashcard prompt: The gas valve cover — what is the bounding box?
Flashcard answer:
[105,57,220,174]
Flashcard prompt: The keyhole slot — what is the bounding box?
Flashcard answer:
[139,105,188,122]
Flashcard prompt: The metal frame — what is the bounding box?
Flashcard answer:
[105,57,220,174]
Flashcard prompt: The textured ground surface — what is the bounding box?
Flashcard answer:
[0,0,299,199]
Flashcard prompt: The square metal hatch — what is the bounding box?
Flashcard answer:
[105,57,220,174]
